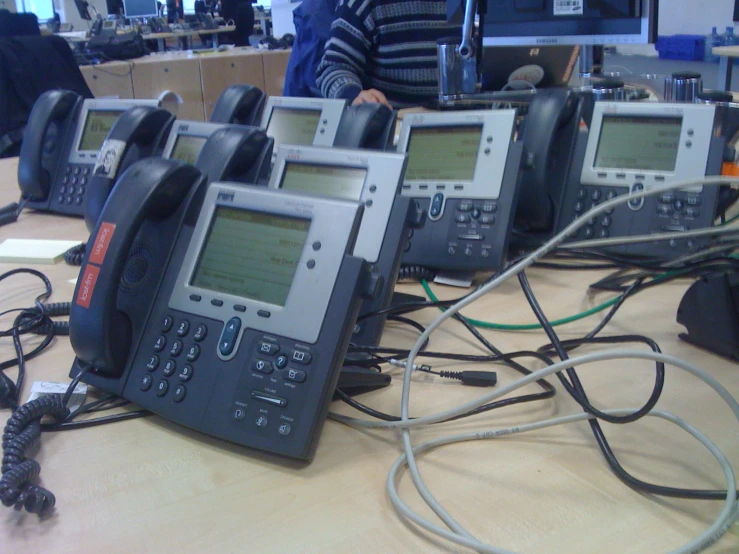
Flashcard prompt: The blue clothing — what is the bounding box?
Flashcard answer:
[283,0,337,97]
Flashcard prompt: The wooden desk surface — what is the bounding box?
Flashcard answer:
[0,157,737,553]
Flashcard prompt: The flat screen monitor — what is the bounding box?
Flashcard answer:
[123,0,158,18]
[447,0,657,46]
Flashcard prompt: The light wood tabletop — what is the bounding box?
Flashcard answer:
[0,156,737,553]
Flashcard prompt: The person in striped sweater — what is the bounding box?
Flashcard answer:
[316,0,461,108]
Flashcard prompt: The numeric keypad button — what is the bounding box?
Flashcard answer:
[155,380,169,397]
[169,340,183,357]
[178,365,194,382]
[163,359,177,377]
[193,324,207,341]
[161,316,174,332]
[154,336,167,352]
[145,355,160,371]
[186,344,200,362]
[176,320,190,337]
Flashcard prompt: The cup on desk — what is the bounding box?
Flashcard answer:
[437,37,478,97]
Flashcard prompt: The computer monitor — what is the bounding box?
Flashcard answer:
[447,0,657,46]
[123,0,158,18]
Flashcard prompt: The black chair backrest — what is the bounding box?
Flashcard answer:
[0,12,41,37]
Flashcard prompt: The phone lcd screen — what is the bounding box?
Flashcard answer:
[404,125,482,181]
[266,107,321,150]
[78,110,124,152]
[170,135,208,165]
[279,162,367,201]
[191,207,311,306]
[594,115,682,172]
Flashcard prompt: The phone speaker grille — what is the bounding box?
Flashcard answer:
[120,241,153,294]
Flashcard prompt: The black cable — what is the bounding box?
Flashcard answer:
[518,271,735,501]
[64,243,86,266]
[397,265,437,282]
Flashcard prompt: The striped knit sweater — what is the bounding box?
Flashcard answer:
[316,0,461,107]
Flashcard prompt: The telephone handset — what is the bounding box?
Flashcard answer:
[210,85,266,127]
[70,157,373,460]
[84,106,175,232]
[71,160,204,374]
[515,88,582,234]
[194,126,273,183]
[18,90,82,203]
[334,103,397,151]
[18,91,162,217]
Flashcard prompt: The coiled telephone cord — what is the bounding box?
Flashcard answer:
[64,243,86,266]
[397,265,436,282]
[0,395,69,514]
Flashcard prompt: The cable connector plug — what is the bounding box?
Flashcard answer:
[438,370,498,387]
[389,358,433,373]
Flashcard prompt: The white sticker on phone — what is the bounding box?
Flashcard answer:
[93,139,126,179]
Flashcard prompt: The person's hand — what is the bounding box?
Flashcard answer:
[352,89,391,108]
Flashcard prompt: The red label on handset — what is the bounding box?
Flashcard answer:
[76,264,100,309]
[89,222,116,266]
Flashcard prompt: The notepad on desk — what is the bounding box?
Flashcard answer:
[0,239,83,265]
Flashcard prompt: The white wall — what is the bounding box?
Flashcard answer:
[658,0,735,36]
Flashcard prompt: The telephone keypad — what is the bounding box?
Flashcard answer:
[162,315,174,332]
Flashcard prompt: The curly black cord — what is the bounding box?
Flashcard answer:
[64,243,86,267]
[397,265,437,282]
[0,395,69,513]
[0,200,23,228]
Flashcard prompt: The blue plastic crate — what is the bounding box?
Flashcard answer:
[656,35,706,61]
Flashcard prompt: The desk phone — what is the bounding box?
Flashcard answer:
[209,84,266,127]
[558,102,724,257]
[396,110,523,271]
[260,97,346,162]
[84,116,273,232]
[18,91,164,217]
[70,158,373,460]
[162,120,273,183]
[270,145,420,347]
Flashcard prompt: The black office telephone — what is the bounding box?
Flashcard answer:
[196,13,219,30]
[396,109,523,273]
[334,103,396,151]
[508,88,587,254]
[83,106,175,231]
[18,91,164,218]
[554,101,726,258]
[85,118,272,232]
[210,85,266,127]
[149,17,171,33]
[69,157,373,461]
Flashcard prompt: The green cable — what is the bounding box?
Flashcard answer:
[420,279,622,331]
